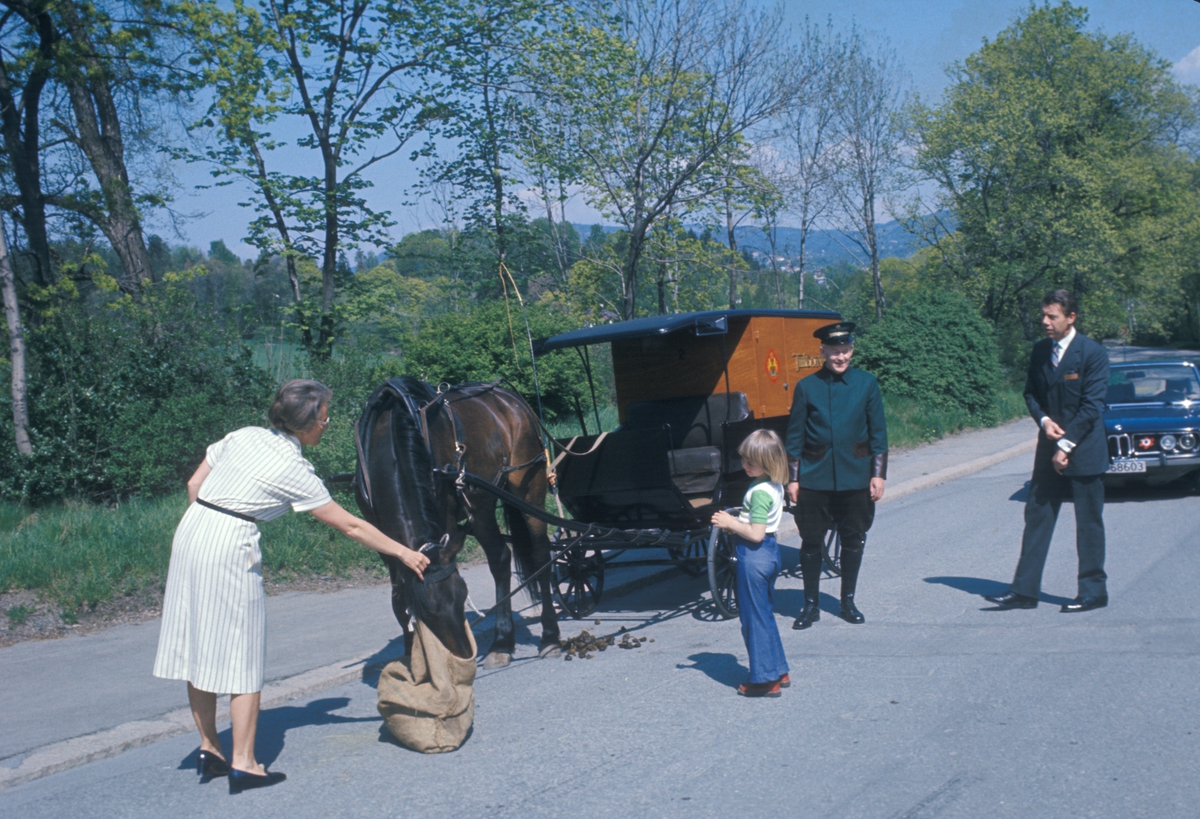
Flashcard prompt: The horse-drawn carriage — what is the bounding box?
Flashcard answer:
[350,309,839,667]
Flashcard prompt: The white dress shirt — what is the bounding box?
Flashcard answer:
[1040,327,1077,453]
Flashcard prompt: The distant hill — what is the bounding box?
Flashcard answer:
[572,216,937,267]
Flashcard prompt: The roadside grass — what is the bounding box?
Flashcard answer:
[885,385,1027,450]
[0,491,387,615]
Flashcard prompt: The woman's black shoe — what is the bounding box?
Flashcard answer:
[228,768,287,794]
[197,750,230,781]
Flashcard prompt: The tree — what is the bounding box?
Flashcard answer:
[537,0,795,320]
[420,1,550,276]
[186,0,512,357]
[51,0,158,290]
[0,0,55,286]
[828,27,907,321]
[906,2,1198,340]
[0,0,173,291]
[776,19,845,310]
[706,142,781,309]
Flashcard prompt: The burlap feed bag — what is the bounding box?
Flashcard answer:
[377,618,477,753]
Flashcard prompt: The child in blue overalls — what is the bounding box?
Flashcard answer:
[712,429,790,697]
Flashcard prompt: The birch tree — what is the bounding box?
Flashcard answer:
[828,29,906,320]
[538,0,795,320]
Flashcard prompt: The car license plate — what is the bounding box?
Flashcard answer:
[1107,459,1147,474]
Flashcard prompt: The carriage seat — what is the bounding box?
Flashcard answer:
[621,393,751,494]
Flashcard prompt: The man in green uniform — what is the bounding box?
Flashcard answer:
[785,321,888,629]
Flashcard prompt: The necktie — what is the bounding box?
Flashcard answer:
[1051,343,1060,369]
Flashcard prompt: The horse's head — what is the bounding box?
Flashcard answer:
[356,376,473,658]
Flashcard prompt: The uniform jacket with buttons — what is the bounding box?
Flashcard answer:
[786,366,888,492]
[1025,332,1110,477]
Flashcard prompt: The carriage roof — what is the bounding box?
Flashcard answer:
[537,309,839,352]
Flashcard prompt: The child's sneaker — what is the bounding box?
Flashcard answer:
[737,680,782,697]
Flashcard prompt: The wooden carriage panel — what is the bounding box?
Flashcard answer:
[612,314,830,422]
[783,317,829,400]
[611,321,749,421]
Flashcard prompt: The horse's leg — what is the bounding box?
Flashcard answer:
[472,499,516,668]
[509,505,561,657]
[380,554,414,656]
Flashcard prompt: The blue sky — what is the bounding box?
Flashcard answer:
[167,0,1200,260]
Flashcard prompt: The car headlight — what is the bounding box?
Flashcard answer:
[1160,434,1178,451]
[1179,433,1197,451]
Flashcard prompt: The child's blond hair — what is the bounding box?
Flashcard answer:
[738,429,788,484]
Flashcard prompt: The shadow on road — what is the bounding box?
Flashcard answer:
[360,636,407,682]
[923,576,1074,608]
[676,652,745,688]
[179,697,378,770]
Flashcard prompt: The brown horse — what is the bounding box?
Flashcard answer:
[354,376,562,667]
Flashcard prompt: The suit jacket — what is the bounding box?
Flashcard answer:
[1024,332,1110,477]
[785,366,888,492]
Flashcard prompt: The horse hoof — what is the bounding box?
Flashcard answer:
[538,643,561,659]
[483,652,512,669]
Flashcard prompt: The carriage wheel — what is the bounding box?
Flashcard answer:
[552,544,605,619]
[668,532,708,577]
[707,524,738,619]
[823,526,842,577]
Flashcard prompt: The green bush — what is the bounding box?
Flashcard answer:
[855,289,1003,425]
[403,301,598,425]
[0,284,273,504]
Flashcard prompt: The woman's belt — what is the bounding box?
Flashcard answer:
[196,498,260,523]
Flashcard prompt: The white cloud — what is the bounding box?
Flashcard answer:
[1172,44,1200,85]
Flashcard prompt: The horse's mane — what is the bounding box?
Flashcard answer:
[358,375,442,548]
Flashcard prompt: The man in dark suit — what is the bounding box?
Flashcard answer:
[987,289,1110,612]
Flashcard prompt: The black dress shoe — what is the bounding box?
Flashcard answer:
[984,590,1038,609]
[229,768,287,794]
[792,599,821,630]
[839,596,865,624]
[197,750,230,781]
[1061,595,1108,613]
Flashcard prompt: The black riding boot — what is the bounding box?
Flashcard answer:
[792,542,824,630]
[838,541,865,624]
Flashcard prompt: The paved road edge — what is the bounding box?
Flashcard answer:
[880,437,1036,504]
[0,436,1037,793]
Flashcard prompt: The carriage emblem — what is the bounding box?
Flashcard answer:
[765,349,779,382]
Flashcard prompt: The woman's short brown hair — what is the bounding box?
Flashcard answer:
[268,380,332,434]
[738,429,789,484]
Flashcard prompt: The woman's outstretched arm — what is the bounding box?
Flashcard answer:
[309,501,429,579]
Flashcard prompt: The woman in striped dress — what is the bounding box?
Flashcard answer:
[153,380,429,793]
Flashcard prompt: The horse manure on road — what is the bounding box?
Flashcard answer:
[562,628,651,660]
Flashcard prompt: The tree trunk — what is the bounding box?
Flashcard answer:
[797,228,807,309]
[864,194,884,319]
[0,2,56,286]
[622,222,649,320]
[317,164,339,360]
[0,221,32,456]
[725,187,739,309]
[57,3,152,291]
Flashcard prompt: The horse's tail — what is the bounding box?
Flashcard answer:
[503,503,543,605]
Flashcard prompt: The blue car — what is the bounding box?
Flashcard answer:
[1103,360,1200,488]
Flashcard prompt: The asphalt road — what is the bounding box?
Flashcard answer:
[3,446,1198,818]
